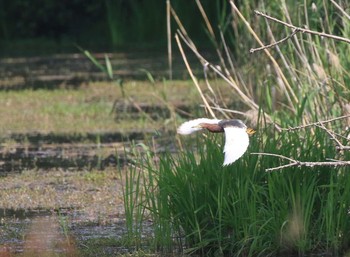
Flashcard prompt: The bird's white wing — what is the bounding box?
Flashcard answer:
[222,127,249,166]
[177,118,221,135]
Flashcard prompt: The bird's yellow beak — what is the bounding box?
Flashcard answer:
[246,128,256,135]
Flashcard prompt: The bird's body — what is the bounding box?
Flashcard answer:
[177,118,255,166]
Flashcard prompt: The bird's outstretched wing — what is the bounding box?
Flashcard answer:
[223,127,249,166]
[177,118,221,135]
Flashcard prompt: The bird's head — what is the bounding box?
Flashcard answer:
[218,120,256,136]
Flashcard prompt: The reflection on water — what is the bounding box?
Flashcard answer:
[0,214,78,256]
[0,208,128,255]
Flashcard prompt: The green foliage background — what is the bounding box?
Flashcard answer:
[0,0,224,50]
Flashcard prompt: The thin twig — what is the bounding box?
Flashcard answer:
[266,160,350,172]
[281,114,350,131]
[250,29,299,53]
[316,123,340,143]
[195,0,215,39]
[251,152,297,162]
[251,152,350,172]
[229,1,298,107]
[254,10,350,44]
[316,123,350,151]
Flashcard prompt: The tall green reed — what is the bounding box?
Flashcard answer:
[124,121,350,256]
[120,144,147,248]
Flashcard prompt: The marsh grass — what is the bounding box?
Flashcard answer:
[124,121,350,256]
[74,1,349,255]
[123,3,350,255]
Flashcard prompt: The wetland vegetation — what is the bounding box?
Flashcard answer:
[0,0,349,256]
[122,1,350,256]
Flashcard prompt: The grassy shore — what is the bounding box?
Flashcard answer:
[0,80,204,136]
[0,78,208,256]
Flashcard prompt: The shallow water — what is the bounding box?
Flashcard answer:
[0,51,186,255]
[0,207,126,253]
[0,142,125,173]
[0,206,159,256]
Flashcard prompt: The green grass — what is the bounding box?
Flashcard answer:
[124,121,350,256]
[0,80,204,136]
[121,1,350,254]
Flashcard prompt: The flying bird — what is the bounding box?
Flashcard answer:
[177,118,255,166]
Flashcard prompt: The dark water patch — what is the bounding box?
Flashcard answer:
[0,51,214,90]
[0,130,177,173]
[0,131,145,172]
[0,144,128,173]
[3,130,151,145]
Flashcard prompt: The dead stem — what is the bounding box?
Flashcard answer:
[229,0,298,108]
[253,10,350,44]
[250,29,299,53]
[175,33,216,118]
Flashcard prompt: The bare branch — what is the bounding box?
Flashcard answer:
[251,152,297,162]
[280,114,350,131]
[250,29,299,53]
[253,10,350,45]
[174,33,216,118]
[315,123,350,151]
[253,115,350,171]
[251,152,350,172]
